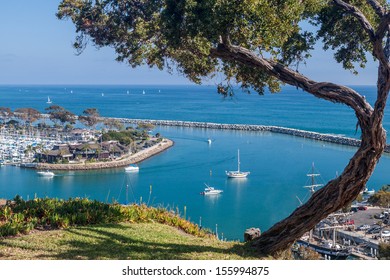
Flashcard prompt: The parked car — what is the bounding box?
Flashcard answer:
[358,206,368,210]
[368,226,381,234]
[357,224,370,231]
[381,230,390,237]
[344,219,355,225]
[374,213,385,219]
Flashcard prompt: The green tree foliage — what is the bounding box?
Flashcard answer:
[58,0,390,255]
[14,108,41,125]
[102,130,140,146]
[379,243,390,259]
[368,188,390,208]
[380,184,390,192]
[45,105,77,126]
[78,108,100,129]
[0,107,13,124]
[57,0,323,93]
[103,118,124,131]
[137,122,155,131]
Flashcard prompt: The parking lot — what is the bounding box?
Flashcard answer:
[349,207,390,240]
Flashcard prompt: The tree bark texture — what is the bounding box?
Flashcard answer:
[210,2,390,253]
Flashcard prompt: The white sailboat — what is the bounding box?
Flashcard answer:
[142,90,145,95]
[303,162,323,195]
[226,149,250,178]
[46,96,52,104]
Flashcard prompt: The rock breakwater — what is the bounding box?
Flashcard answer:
[115,118,390,153]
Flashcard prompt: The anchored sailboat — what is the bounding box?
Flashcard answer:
[303,162,323,194]
[294,163,351,259]
[226,149,250,178]
[46,96,52,104]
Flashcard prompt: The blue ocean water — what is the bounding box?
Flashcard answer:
[0,84,386,137]
[1,85,390,240]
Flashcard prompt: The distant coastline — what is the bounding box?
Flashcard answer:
[36,138,173,170]
[109,118,390,154]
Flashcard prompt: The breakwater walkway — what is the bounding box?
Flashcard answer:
[113,118,390,153]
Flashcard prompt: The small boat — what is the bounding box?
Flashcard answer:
[46,96,52,104]
[226,149,250,178]
[207,138,212,144]
[296,239,351,260]
[125,164,139,172]
[37,170,55,177]
[200,183,223,195]
[101,93,104,96]
[363,187,375,195]
[142,90,145,95]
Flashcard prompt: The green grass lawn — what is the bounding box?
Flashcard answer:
[0,222,265,260]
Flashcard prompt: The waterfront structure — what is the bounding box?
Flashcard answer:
[35,141,129,163]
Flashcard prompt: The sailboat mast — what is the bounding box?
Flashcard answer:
[125,184,129,205]
[237,149,240,172]
[311,162,315,191]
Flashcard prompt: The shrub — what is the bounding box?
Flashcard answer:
[0,196,210,238]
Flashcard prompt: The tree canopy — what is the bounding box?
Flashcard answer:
[0,107,13,123]
[45,105,77,126]
[78,108,100,129]
[14,108,41,124]
[368,185,390,207]
[58,0,390,255]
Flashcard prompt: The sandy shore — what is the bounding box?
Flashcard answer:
[36,139,173,171]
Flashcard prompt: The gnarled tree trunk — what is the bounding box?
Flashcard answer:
[253,115,386,254]
[210,0,390,255]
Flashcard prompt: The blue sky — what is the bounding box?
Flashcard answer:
[0,1,378,85]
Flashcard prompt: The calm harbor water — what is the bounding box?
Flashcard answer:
[1,85,390,240]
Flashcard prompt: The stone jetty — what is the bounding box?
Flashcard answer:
[114,118,390,153]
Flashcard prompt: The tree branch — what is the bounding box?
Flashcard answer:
[332,0,376,41]
[376,12,390,39]
[211,42,373,129]
[333,1,390,79]
[366,0,386,17]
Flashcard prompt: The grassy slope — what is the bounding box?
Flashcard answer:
[0,222,264,260]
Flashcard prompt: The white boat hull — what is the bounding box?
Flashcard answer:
[201,184,223,195]
[203,190,223,195]
[37,171,54,177]
[226,171,250,178]
[125,165,139,172]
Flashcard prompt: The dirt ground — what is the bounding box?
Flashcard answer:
[0,199,7,206]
